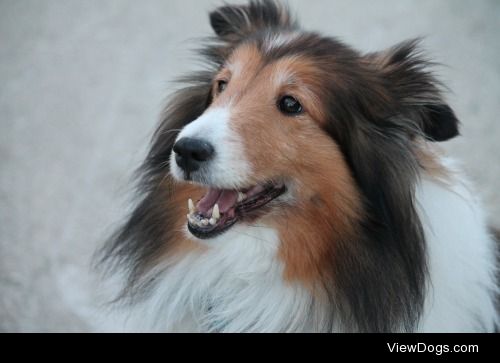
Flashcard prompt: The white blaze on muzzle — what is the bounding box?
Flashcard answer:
[170,107,251,189]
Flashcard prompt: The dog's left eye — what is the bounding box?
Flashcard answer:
[278,96,303,115]
[217,80,228,93]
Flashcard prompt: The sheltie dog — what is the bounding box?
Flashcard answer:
[99,0,498,332]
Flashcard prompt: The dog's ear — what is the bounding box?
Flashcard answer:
[209,0,296,42]
[366,40,459,142]
[419,104,459,142]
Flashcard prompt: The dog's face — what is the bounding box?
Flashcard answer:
[170,37,362,240]
[169,22,459,243]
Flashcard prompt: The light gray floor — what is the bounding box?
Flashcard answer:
[1,0,499,332]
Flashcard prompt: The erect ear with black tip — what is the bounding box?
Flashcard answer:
[209,7,238,38]
[421,104,459,141]
[366,39,460,142]
[209,0,296,42]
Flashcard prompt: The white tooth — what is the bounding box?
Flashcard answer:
[201,219,209,226]
[237,192,246,202]
[188,199,195,214]
[209,218,216,225]
[212,204,220,220]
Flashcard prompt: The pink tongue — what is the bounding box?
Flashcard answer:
[196,189,222,214]
[216,190,239,213]
[196,189,239,215]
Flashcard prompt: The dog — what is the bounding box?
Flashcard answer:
[99,0,498,332]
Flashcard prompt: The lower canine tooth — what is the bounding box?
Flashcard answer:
[209,218,216,225]
[212,204,220,219]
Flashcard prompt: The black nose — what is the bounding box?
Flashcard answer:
[173,137,215,173]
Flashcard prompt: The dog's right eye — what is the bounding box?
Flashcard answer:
[217,80,228,93]
[278,96,303,115]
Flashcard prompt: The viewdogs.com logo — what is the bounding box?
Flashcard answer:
[387,343,478,355]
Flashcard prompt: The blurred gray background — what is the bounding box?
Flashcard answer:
[1,0,499,332]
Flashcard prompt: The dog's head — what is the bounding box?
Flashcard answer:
[168,1,458,240]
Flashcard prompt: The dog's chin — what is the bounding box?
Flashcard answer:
[184,179,287,240]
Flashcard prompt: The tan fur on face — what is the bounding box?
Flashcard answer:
[271,133,362,287]
[212,44,265,106]
[211,44,363,286]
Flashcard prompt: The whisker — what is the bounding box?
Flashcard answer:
[157,128,183,136]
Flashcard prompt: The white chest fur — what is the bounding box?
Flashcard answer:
[416,158,498,332]
[117,225,330,332]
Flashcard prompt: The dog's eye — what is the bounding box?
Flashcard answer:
[278,96,303,115]
[217,80,228,93]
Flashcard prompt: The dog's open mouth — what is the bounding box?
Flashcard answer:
[186,182,286,239]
